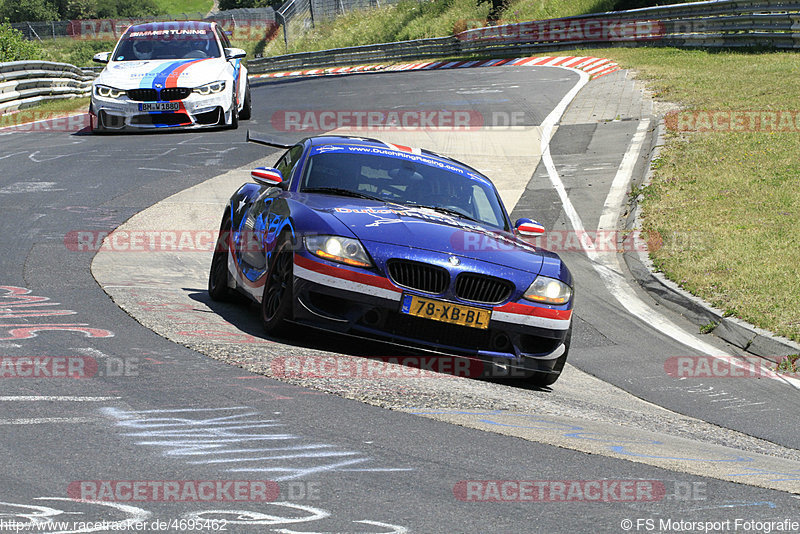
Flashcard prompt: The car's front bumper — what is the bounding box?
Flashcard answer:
[291,253,572,376]
[90,91,231,130]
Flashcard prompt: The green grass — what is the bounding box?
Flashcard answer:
[263,0,488,56]
[593,48,800,343]
[262,0,625,56]
[699,321,718,335]
[775,354,799,374]
[40,38,117,67]
[500,0,617,22]
[157,0,214,16]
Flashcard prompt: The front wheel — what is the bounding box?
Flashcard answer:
[208,216,234,301]
[90,104,106,134]
[261,238,294,335]
[225,94,239,130]
[527,324,572,387]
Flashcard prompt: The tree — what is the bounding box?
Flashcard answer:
[0,22,42,61]
[0,0,59,23]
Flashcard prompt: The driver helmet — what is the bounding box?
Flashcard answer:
[132,40,154,60]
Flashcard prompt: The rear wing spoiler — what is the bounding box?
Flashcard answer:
[246,130,294,149]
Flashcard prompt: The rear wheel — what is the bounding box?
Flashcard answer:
[261,237,294,335]
[208,216,234,301]
[527,324,572,387]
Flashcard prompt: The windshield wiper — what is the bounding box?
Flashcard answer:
[302,187,385,203]
[404,203,482,224]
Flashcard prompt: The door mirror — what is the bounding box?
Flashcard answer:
[92,52,111,64]
[514,218,545,237]
[225,47,247,60]
[251,167,285,188]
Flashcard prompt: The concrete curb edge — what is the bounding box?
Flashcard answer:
[622,119,800,364]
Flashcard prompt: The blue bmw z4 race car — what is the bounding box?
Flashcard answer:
[209,133,574,385]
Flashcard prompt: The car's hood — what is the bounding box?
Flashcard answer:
[95,58,226,90]
[304,196,545,274]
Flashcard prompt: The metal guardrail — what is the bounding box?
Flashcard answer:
[255,36,458,71]
[248,0,800,74]
[0,61,96,114]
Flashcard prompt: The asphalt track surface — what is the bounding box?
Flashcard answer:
[0,66,797,533]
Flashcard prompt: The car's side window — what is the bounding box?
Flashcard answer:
[275,145,304,185]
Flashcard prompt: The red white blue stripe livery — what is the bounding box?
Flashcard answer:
[89,21,250,131]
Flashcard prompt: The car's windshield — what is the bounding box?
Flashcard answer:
[113,27,220,61]
[300,148,508,229]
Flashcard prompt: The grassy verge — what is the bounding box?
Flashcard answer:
[39,38,117,67]
[593,47,799,343]
[500,0,617,23]
[262,0,625,56]
[159,0,214,16]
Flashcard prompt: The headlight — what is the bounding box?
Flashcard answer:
[94,84,124,98]
[193,81,226,95]
[524,276,572,305]
[304,235,372,268]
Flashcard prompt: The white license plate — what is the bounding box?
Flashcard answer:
[139,102,180,112]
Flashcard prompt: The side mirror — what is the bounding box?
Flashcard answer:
[225,47,247,60]
[251,167,285,188]
[92,52,111,64]
[514,218,545,237]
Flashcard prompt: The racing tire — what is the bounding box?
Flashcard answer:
[527,324,572,388]
[261,237,295,335]
[208,216,234,301]
[227,93,239,130]
[239,82,251,121]
[90,104,106,134]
